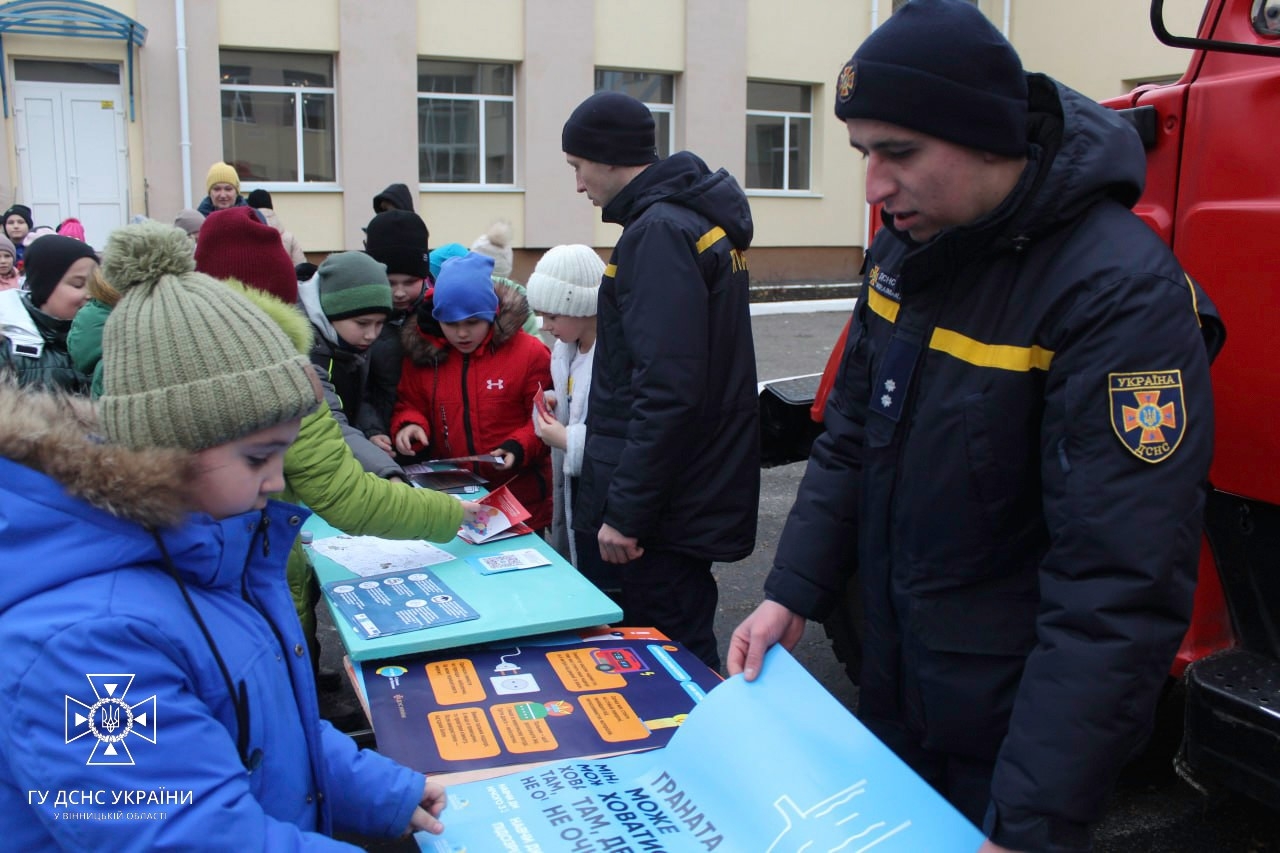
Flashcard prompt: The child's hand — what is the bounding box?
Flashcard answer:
[404,778,447,835]
[395,424,428,455]
[459,500,485,528]
[535,407,567,450]
[490,449,516,470]
[543,391,557,411]
[370,434,394,455]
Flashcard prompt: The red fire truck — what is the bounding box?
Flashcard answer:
[757,0,1280,809]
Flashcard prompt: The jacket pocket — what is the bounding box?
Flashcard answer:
[904,590,1037,759]
[573,434,624,532]
[899,389,1042,585]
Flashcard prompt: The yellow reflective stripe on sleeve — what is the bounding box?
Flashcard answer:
[866,287,900,323]
[604,264,617,277]
[696,226,726,254]
[929,327,1054,372]
[1185,273,1202,328]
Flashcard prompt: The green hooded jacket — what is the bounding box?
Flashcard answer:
[70,277,464,641]
[225,279,465,639]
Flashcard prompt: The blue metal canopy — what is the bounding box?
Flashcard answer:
[0,0,148,119]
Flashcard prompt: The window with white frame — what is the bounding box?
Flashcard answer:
[418,60,515,185]
[745,81,811,192]
[219,50,336,184]
[594,69,674,158]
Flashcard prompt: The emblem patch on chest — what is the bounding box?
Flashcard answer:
[1109,370,1186,463]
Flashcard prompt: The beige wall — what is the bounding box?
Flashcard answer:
[684,0,747,186]
[746,0,868,248]
[219,0,339,52]
[0,0,1221,271]
[185,0,223,216]
[337,0,418,250]
[596,0,684,72]
[421,0,524,60]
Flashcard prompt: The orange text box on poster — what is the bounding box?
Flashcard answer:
[490,703,560,754]
[580,692,651,743]
[547,648,627,692]
[425,659,486,706]
[428,708,501,761]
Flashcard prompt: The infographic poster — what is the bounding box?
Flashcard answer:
[416,648,985,852]
[363,629,722,777]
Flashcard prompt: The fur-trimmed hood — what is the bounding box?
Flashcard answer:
[400,278,530,367]
[0,280,312,529]
[0,378,195,527]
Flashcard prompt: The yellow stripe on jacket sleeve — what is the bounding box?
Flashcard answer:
[696,227,726,254]
[866,287,900,323]
[604,264,617,277]
[1184,273,1202,328]
[929,327,1054,372]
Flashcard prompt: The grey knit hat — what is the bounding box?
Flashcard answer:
[99,221,319,452]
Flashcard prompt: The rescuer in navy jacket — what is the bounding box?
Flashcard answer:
[728,3,1219,851]
[562,92,760,671]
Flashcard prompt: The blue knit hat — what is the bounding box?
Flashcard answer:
[834,0,1027,157]
[432,252,499,323]
[428,242,468,280]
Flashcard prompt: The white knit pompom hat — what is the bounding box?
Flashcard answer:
[525,244,604,318]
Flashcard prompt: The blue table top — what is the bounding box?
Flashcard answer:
[304,513,623,661]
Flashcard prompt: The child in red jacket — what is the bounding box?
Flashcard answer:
[392,252,554,530]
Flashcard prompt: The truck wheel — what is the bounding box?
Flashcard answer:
[822,574,864,687]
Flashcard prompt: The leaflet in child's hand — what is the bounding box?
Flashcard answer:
[534,382,552,420]
[458,485,534,544]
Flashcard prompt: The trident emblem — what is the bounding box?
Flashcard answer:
[65,674,158,766]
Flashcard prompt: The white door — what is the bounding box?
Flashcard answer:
[13,80,128,249]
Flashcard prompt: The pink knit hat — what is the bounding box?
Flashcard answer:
[57,217,87,242]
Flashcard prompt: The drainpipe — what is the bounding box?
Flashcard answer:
[1002,0,1011,38]
[175,0,192,208]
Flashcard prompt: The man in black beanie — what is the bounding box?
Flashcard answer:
[360,209,432,449]
[561,90,760,673]
[730,1,1220,851]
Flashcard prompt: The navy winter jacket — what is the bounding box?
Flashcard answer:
[765,75,1217,851]
[574,151,760,561]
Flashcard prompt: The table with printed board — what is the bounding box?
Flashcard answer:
[303,513,623,663]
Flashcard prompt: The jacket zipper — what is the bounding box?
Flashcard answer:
[460,353,478,456]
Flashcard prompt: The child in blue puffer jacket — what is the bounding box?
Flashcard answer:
[0,223,448,849]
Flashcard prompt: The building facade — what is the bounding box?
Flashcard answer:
[0,0,1204,281]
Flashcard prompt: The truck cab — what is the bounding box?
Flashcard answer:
[1131,0,1280,810]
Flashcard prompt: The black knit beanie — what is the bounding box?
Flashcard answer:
[834,0,1028,157]
[25,234,98,308]
[3,204,33,230]
[562,92,659,166]
[364,209,430,278]
[246,188,274,209]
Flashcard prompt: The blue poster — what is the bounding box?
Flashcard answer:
[418,647,984,852]
[321,569,478,639]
